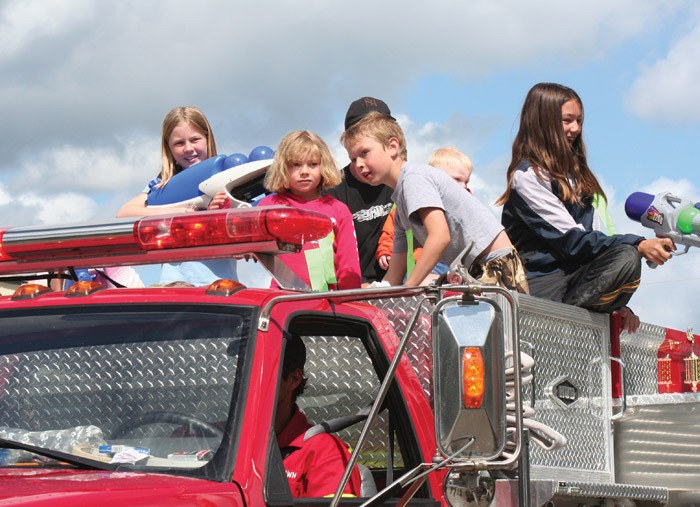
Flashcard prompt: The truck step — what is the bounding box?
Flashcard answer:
[493,479,669,506]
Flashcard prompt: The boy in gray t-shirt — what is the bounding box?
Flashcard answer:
[341,112,528,293]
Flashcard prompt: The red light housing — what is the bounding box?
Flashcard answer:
[462,347,485,408]
[0,229,8,262]
[136,207,332,250]
[0,207,333,276]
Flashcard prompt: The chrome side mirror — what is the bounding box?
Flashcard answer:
[433,299,506,460]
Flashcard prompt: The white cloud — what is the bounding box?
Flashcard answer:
[0,138,160,226]
[17,136,158,194]
[0,0,94,63]
[21,192,98,225]
[625,15,700,122]
[0,137,159,226]
[0,0,675,169]
[640,176,697,199]
[0,184,11,206]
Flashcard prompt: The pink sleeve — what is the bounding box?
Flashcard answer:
[331,201,362,290]
[257,194,281,207]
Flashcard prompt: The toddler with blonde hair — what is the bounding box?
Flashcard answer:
[259,131,361,291]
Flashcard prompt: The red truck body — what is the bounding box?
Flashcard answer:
[3,208,700,506]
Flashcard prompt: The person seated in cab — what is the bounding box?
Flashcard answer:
[275,334,362,498]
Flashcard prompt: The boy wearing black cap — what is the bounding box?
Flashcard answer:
[327,97,395,285]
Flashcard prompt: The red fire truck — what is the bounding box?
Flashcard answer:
[0,207,698,506]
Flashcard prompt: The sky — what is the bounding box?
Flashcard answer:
[1,0,700,334]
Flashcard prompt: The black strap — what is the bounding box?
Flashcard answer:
[279,445,301,460]
[303,404,372,442]
[0,272,71,283]
[93,269,126,288]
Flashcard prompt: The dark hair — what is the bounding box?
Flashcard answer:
[497,83,605,206]
[282,334,307,401]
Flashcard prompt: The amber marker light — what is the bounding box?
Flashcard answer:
[11,283,52,300]
[205,279,246,296]
[66,281,104,297]
[462,347,485,408]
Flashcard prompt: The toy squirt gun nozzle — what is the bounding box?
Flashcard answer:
[625,191,700,267]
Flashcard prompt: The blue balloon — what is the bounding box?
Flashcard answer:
[147,155,226,206]
[248,145,274,161]
[224,153,249,169]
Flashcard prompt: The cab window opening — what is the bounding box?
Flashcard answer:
[267,314,430,502]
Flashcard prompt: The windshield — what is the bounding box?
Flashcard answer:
[0,304,253,480]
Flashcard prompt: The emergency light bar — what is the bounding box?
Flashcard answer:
[0,206,333,275]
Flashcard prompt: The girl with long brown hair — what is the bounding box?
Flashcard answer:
[497,83,673,332]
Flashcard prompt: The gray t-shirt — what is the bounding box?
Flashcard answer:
[392,162,504,269]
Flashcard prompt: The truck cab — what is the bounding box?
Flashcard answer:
[0,207,451,505]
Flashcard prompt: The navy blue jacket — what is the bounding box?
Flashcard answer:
[502,160,642,278]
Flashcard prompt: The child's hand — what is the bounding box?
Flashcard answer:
[638,237,675,265]
[378,254,391,270]
[233,254,257,262]
[367,280,391,288]
[172,205,197,214]
[613,306,640,334]
[208,192,231,210]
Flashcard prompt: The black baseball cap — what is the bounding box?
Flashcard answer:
[344,97,395,130]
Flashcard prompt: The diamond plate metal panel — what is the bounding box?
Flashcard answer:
[517,295,614,483]
[374,296,434,404]
[619,322,666,396]
[612,321,700,492]
[0,338,237,436]
[294,294,437,469]
[373,293,618,484]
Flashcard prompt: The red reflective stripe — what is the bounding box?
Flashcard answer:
[0,229,8,261]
